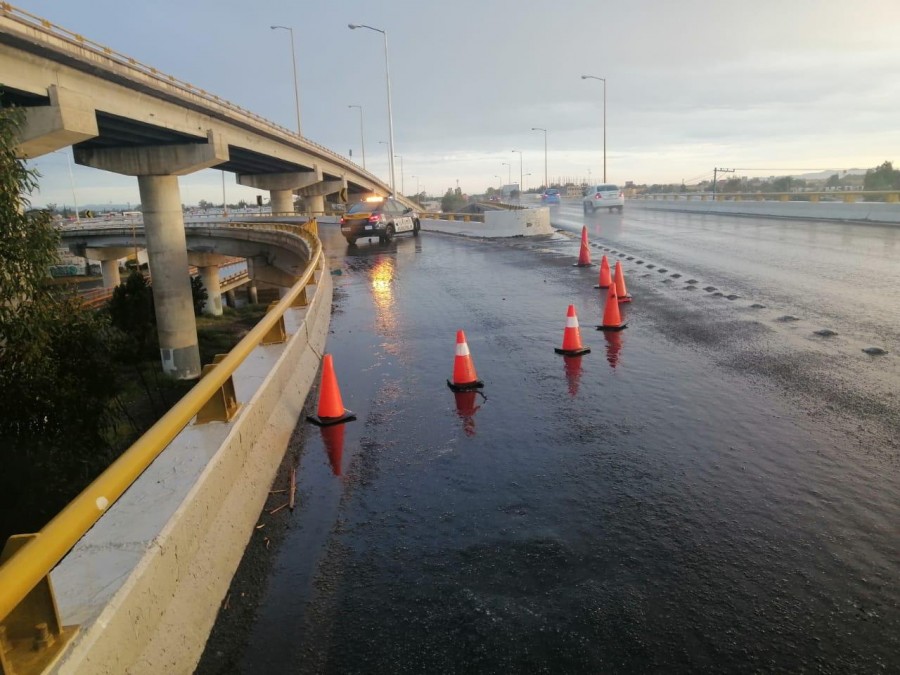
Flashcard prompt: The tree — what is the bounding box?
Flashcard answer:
[1,106,120,541]
[863,161,900,191]
[441,187,466,213]
[825,173,841,189]
[191,275,208,316]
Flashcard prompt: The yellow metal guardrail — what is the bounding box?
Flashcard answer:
[0,219,321,673]
[636,190,900,203]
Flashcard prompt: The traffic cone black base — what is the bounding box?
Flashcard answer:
[307,410,357,427]
[447,379,484,392]
[555,346,591,356]
[596,323,627,332]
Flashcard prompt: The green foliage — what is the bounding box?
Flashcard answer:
[0,106,120,540]
[191,275,208,316]
[441,187,466,213]
[108,270,157,362]
[863,161,900,191]
[0,108,60,324]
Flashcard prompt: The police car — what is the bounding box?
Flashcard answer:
[340,197,420,245]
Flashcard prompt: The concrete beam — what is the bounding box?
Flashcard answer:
[14,85,99,159]
[236,170,322,192]
[297,178,346,198]
[247,258,299,289]
[74,130,228,176]
[75,246,136,261]
[186,252,233,268]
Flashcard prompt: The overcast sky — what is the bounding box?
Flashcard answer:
[14,0,900,207]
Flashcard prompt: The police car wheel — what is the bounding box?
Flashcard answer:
[383,224,395,242]
[345,236,357,246]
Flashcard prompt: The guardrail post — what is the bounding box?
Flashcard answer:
[260,301,287,345]
[779,194,790,202]
[194,354,241,424]
[809,194,820,203]
[843,194,857,203]
[0,535,78,675]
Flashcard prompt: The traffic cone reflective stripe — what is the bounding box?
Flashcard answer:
[595,255,612,288]
[448,329,484,391]
[598,282,627,331]
[614,260,632,303]
[574,226,592,267]
[307,354,357,426]
[555,304,591,356]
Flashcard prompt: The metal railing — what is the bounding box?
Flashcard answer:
[635,190,900,204]
[0,219,321,627]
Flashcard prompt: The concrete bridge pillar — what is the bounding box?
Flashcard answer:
[224,289,236,308]
[269,189,295,215]
[100,259,121,288]
[75,130,229,379]
[199,265,223,316]
[138,175,202,379]
[303,194,326,214]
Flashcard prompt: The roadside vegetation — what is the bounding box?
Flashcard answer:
[0,106,265,545]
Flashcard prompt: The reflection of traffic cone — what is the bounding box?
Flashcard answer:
[563,355,583,396]
[307,354,357,426]
[555,304,591,355]
[597,282,627,331]
[614,260,632,303]
[604,330,623,368]
[453,390,481,437]
[594,255,612,289]
[574,226,592,267]
[447,330,484,391]
[320,423,345,476]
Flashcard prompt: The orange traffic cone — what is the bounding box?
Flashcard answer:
[597,282,627,331]
[614,260,632,303]
[555,304,591,355]
[320,423,345,476]
[447,330,484,391]
[307,354,357,426]
[594,255,612,289]
[574,226,592,267]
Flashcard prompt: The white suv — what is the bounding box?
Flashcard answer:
[583,184,624,213]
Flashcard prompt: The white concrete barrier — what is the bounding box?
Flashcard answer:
[421,207,552,237]
[51,271,333,674]
[632,199,900,224]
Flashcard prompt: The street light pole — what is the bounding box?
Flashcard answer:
[501,162,511,185]
[270,25,302,135]
[531,127,547,189]
[348,104,366,170]
[395,154,404,195]
[581,75,606,182]
[349,23,396,194]
[511,149,523,193]
[411,174,419,195]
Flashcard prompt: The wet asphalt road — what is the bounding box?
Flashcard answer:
[207,205,899,673]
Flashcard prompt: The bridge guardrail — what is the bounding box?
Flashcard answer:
[0,218,322,670]
[419,211,486,223]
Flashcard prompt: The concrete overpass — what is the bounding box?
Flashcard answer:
[0,4,409,380]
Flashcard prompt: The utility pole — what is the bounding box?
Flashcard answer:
[712,167,734,196]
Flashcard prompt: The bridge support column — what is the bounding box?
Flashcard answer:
[269,189,295,215]
[138,175,201,379]
[100,259,121,288]
[303,194,326,214]
[199,265,223,316]
[224,290,236,308]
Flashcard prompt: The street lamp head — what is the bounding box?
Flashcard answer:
[348,23,358,29]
